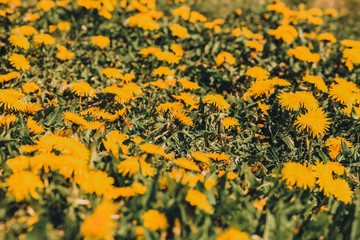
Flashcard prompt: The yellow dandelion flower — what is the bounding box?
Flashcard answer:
[189,11,207,23]
[170,43,184,57]
[127,13,159,30]
[172,110,194,126]
[37,0,55,11]
[190,151,210,164]
[173,158,200,172]
[242,80,275,100]
[172,6,190,20]
[221,117,240,128]
[62,111,91,130]
[75,171,114,196]
[138,46,162,57]
[317,32,336,43]
[177,78,200,90]
[152,66,175,77]
[27,117,45,135]
[102,86,135,103]
[80,200,117,240]
[70,82,97,98]
[302,74,328,93]
[33,33,55,45]
[185,189,214,214]
[117,156,155,177]
[207,152,231,162]
[294,108,330,138]
[216,229,249,240]
[56,45,74,60]
[246,40,263,52]
[111,187,136,198]
[245,66,269,80]
[278,91,318,111]
[170,23,189,38]
[102,131,129,156]
[156,102,184,113]
[0,114,17,128]
[281,162,315,189]
[331,178,352,204]
[271,77,291,86]
[0,71,20,84]
[12,25,38,36]
[119,73,135,83]
[329,84,358,106]
[155,51,181,64]
[287,46,320,63]
[9,35,30,49]
[0,89,25,111]
[91,35,110,49]
[172,92,199,109]
[139,143,166,156]
[81,107,113,121]
[311,161,334,197]
[268,25,298,44]
[215,52,236,66]
[257,101,270,115]
[326,161,346,175]
[23,82,41,94]
[22,102,43,114]
[218,170,238,180]
[203,94,230,111]
[6,171,44,201]
[142,210,168,231]
[6,156,31,173]
[101,68,121,78]
[9,53,30,71]
[325,137,352,159]
[57,21,71,31]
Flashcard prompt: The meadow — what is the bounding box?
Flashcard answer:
[1,0,360,239]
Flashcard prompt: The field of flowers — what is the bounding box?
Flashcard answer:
[1,0,360,239]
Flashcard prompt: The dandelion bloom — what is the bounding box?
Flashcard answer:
[139,143,166,156]
[138,46,162,57]
[142,210,168,231]
[325,137,352,159]
[57,21,71,31]
[37,0,55,11]
[80,200,117,240]
[287,46,320,63]
[23,82,41,94]
[215,52,236,66]
[190,151,210,164]
[101,68,121,78]
[91,35,110,49]
[127,13,159,30]
[242,80,275,100]
[294,108,330,138]
[102,131,129,156]
[12,25,38,36]
[331,178,352,204]
[174,158,200,172]
[203,94,230,111]
[9,35,30,49]
[185,189,214,214]
[177,78,200,90]
[0,71,20,84]
[317,32,336,43]
[9,53,30,71]
[278,91,318,111]
[302,74,328,93]
[170,24,189,38]
[189,11,207,23]
[281,162,315,189]
[269,25,298,44]
[152,66,175,77]
[328,83,359,106]
[27,117,45,135]
[172,92,199,109]
[156,102,184,113]
[117,156,155,177]
[245,66,269,80]
[56,45,74,60]
[6,171,44,201]
[0,89,25,111]
[75,170,114,196]
[257,101,270,115]
[0,114,17,128]
[172,110,194,126]
[222,117,240,128]
[246,40,263,52]
[172,6,190,20]
[70,82,97,98]
[22,102,43,115]
[62,111,92,130]
[216,229,250,240]
[34,33,56,45]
